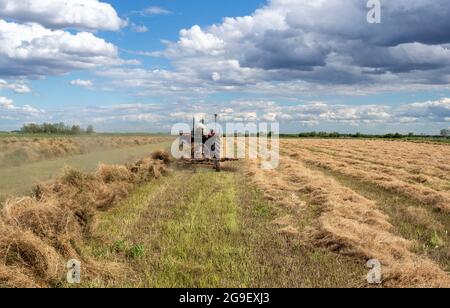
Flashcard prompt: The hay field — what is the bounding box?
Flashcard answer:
[0,154,170,287]
[0,136,173,201]
[0,150,368,288]
[0,139,449,288]
[247,139,450,287]
[0,135,171,167]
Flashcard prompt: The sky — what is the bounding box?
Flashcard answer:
[0,0,450,134]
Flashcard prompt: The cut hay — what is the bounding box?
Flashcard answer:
[151,150,173,164]
[2,198,78,256]
[97,164,132,184]
[0,265,40,288]
[0,136,172,167]
[246,153,450,288]
[281,139,450,213]
[0,227,64,285]
[0,152,170,287]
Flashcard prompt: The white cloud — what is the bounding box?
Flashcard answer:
[0,0,126,31]
[96,67,204,96]
[0,20,124,77]
[125,0,450,96]
[0,96,13,107]
[132,24,149,33]
[93,113,165,124]
[3,97,450,133]
[396,98,450,122]
[140,6,172,16]
[0,79,31,94]
[0,96,43,121]
[177,26,225,56]
[70,79,93,88]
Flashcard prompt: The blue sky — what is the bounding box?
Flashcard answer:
[6,1,265,107]
[0,0,450,134]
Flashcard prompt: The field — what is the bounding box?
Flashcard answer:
[252,139,450,287]
[0,135,173,201]
[0,135,171,167]
[0,137,449,288]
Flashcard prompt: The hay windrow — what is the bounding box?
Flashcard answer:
[0,154,170,288]
[281,139,450,213]
[0,136,172,167]
[246,152,450,288]
[151,150,173,164]
[0,265,40,288]
[0,227,64,284]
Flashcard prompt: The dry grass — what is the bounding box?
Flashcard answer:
[0,136,171,167]
[281,139,450,213]
[305,162,450,272]
[79,164,366,288]
[247,140,450,288]
[401,207,445,231]
[2,136,448,288]
[151,150,173,164]
[0,142,173,202]
[0,154,170,288]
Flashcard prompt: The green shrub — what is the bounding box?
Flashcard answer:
[127,244,146,259]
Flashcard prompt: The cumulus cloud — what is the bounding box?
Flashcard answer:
[0,79,31,94]
[221,98,449,127]
[120,0,450,96]
[0,96,13,107]
[3,97,450,133]
[396,98,450,123]
[52,98,450,128]
[0,0,126,31]
[0,20,125,77]
[177,26,225,56]
[225,0,450,73]
[0,96,43,121]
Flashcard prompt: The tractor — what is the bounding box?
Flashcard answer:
[178,114,237,172]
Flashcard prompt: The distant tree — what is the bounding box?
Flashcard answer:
[71,125,82,135]
[57,122,66,132]
[441,129,450,137]
[20,122,91,135]
[330,132,340,138]
[21,123,39,134]
[86,125,95,134]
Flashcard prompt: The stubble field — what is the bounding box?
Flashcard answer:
[0,137,449,288]
[0,135,173,201]
[248,139,450,287]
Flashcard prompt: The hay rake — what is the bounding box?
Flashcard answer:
[178,114,237,172]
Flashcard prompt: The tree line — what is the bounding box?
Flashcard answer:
[280,131,450,139]
[20,123,95,135]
